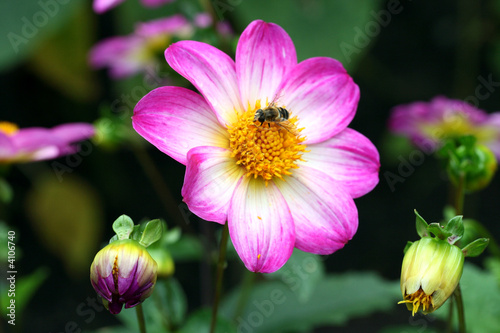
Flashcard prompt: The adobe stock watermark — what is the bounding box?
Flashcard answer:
[236,254,325,333]
[7,0,73,54]
[51,66,168,182]
[401,312,437,333]
[384,141,434,193]
[48,295,105,333]
[110,66,169,120]
[211,0,242,21]
[340,0,407,64]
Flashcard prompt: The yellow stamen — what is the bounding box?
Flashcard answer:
[227,106,306,184]
[0,122,19,136]
[398,288,434,316]
[420,112,497,143]
[112,255,120,292]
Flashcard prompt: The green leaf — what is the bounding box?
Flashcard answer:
[139,219,163,247]
[26,173,103,277]
[221,271,400,332]
[461,238,489,257]
[0,0,85,71]
[116,279,188,333]
[0,267,49,319]
[434,263,500,333]
[0,178,13,203]
[27,6,99,102]
[232,0,386,71]
[381,326,440,333]
[414,209,429,238]
[168,234,204,262]
[147,278,188,329]
[485,257,500,286]
[266,249,325,303]
[112,215,135,241]
[178,309,236,333]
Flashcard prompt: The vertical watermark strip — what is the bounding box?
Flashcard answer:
[6,230,17,325]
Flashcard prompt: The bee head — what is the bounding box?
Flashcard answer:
[254,109,265,123]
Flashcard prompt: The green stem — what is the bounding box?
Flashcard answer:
[136,303,147,333]
[454,173,465,215]
[446,297,454,333]
[209,222,230,333]
[454,284,466,333]
[233,270,257,321]
[450,175,466,333]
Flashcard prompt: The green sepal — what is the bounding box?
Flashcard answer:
[108,234,118,244]
[462,238,489,257]
[139,219,163,247]
[403,241,413,254]
[444,215,464,245]
[427,223,446,239]
[415,209,429,238]
[112,215,135,240]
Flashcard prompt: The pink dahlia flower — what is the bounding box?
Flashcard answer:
[93,0,174,14]
[132,20,380,273]
[389,96,500,158]
[89,15,193,79]
[0,122,95,164]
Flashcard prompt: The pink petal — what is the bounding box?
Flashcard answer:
[228,177,295,273]
[135,15,192,38]
[165,41,243,126]
[301,128,380,198]
[181,146,245,224]
[132,86,229,165]
[276,167,358,254]
[50,123,95,143]
[89,36,144,79]
[280,57,359,144]
[236,20,297,110]
[0,133,15,160]
[93,0,125,13]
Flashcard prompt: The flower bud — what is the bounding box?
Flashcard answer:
[90,239,158,314]
[444,140,497,192]
[400,237,464,315]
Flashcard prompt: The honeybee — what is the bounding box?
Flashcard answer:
[254,105,290,125]
[254,94,299,135]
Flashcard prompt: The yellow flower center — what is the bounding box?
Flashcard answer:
[398,288,434,316]
[0,122,19,136]
[227,104,306,183]
[135,35,172,63]
[420,112,497,143]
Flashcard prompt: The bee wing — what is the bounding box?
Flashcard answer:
[279,120,300,136]
[268,90,284,107]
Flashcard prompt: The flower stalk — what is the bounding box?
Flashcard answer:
[136,304,147,333]
[210,222,229,333]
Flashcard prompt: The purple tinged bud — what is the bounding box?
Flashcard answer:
[90,239,158,314]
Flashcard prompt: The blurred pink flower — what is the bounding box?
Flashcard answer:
[93,0,174,14]
[132,20,380,273]
[389,96,500,157]
[89,15,193,79]
[0,122,95,163]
